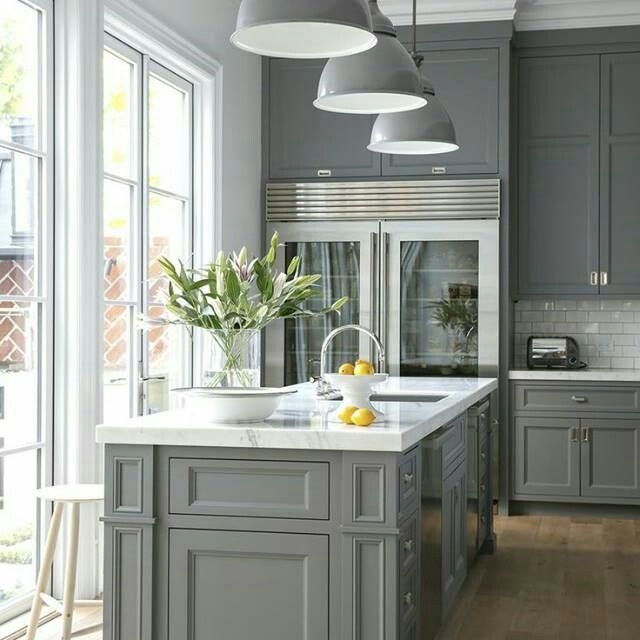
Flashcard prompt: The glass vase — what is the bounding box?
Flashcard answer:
[202,330,260,388]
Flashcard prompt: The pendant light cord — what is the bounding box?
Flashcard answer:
[411,0,424,68]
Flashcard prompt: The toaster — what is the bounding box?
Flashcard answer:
[527,336,582,369]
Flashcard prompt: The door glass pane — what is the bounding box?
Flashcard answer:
[103,179,132,301]
[0,150,38,296]
[0,449,37,609]
[0,1,40,149]
[103,49,134,178]
[103,304,132,423]
[400,241,479,377]
[148,75,188,194]
[284,242,360,385]
[148,193,185,304]
[0,301,39,450]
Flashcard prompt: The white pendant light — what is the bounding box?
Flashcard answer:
[368,87,459,154]
[313,1,426,114]
[231,0,377,59]
[367,0,459,155]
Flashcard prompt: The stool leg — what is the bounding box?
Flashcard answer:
[60,502,80,640]
[26,501,64,640]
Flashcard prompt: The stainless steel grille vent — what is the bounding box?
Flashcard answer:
[266,179,500,221]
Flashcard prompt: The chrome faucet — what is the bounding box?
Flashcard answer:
[313,324,386,397]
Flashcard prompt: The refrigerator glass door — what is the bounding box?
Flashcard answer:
[265,221,377,387]
[383,220,499,377]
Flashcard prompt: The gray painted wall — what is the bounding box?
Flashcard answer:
[129,0,262,255]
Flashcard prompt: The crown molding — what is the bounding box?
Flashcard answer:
[515,1,640,31]
[379,0,518,26]
[379,0,640,30]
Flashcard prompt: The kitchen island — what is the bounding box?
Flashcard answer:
[97,376,497,640]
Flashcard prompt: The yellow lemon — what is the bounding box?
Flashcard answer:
[337,405,359,425]
[338,363,355,375]
[354,362,375,376]
[351,408,376,427]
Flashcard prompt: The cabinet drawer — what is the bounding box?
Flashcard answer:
[399,566,418,630]
[398,448,419,518]
[399,511,418,576]
[169,458,329,519]
[514,384,640,413]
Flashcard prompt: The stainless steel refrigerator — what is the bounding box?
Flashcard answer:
[264,179,500,387]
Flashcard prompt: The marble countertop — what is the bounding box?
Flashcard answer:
[509,369,640,382]
[96,377,497,452]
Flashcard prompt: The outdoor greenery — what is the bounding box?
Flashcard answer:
[0,18,23,120]
[0,524,31,547]
[0,547,31,565]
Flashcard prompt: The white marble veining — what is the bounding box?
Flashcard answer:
[96,377,497,452]
[509,369,640,382]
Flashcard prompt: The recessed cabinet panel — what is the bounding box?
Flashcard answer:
[514,417,580,497]
[599,53,640,295]
[382,49,499,176]
[581,419,640,499]
[517,55,600,295]
[169,529,329,640]
[268,59,380,180]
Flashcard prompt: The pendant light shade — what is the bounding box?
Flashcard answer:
[313,1,425,114]
[231,0,376,59]
[368,92,459,155]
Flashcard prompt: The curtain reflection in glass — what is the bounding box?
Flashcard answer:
[284,242,360,385]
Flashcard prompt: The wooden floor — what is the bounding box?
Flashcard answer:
[2,515,639,639]
[439,515,640,640]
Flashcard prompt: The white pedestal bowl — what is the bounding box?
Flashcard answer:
[324,373,389,423]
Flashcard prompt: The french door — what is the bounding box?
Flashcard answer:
[0,0,53,623]
[103,33,194,421]
[265,221,377,387]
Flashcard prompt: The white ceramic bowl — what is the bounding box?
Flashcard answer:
[173,387,297,424]
[324,373,389,423]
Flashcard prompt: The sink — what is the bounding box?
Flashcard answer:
[370,393,448,403]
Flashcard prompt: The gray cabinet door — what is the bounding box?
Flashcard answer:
[517,55,600,295]
[442,462,467,618]
[169,529,329,640]
[580,419,640,500]
[382,48,499,177]
[267,59,380,180]
[514,417,580,497]
[599,52,640,295]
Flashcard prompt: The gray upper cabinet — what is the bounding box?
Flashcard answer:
[599,52,640,295]
[581,419,640,500]
[267,58,380,180]
[514,416,581,497]
[169,529,329,640]
[517,55,600,296]
[382,48,500,177]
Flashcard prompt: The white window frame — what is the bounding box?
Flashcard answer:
[104,0,223,387]
[0,0,54,624]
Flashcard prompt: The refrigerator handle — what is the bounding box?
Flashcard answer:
[368,231,379,365]
[379,232,389,357]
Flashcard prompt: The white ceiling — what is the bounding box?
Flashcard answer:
[379,0,640,30]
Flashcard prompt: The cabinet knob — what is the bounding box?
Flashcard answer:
[480,484,487,493]
[403,472,415,485]
[481,515,487,524]
[403,539,414,553]
[480,452,487,460]
[403,592,415,606]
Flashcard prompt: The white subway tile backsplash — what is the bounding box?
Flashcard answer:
[514,298,640,370]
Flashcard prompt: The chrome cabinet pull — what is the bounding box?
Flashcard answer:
[601,271,609,286]
[569,427,579,443]
[590,271,598,286]
[571,396,587,403]
[403,592,414,606]
[582,428,591,443]
[403,539,414,552]
[481,515,487,524]
[403,472,415,485]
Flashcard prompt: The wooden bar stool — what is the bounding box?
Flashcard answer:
[25,484,104,640]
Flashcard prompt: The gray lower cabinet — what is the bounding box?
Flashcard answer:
[266,58,380,180]
[514,417,580,497]
[599,52,640,295]
[381,48,500,177]
[511,383,640,504]
[168,529,329,640]
[581,419,640,500]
